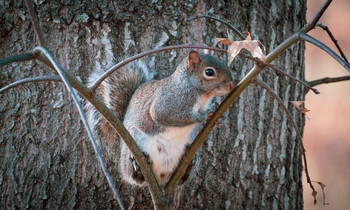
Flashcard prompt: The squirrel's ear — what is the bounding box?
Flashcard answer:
[188,51,200,71]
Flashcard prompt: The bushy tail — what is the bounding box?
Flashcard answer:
[85,61,151,160]
[98,62,151,120]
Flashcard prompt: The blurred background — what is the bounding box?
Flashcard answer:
[304,0,350,209]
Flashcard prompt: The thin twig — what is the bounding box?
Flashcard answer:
[0,52,36,67]
[24,0,46,47]
[308,75,350,87]
[267,63,320,94]
[316,22,349,63]
[0,75,61,93]
[187,15,246,40]
[266,33,300,63]
[303,0,333,33]
[238,53,320,94]
[299,33,350,73]
[32,47,125,210]
[253,79,315,194]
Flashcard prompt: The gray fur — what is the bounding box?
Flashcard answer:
[87,51,234,187]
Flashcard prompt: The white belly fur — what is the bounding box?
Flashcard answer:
[142,95,212,183]
[144,124,195,183]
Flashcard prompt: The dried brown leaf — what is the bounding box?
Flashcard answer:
[243,31,252,41]
[312,190,318,205]
[215,31,266,62]
[289,100,310,114]
[214,38,233,45]
[316,181,326,189]
[314,181,328,205]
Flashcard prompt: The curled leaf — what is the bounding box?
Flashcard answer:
[312,190,318,205]
[289,100,310,114]
[214,38,233,45]
[313,181,328,205]
[216,31,266,62]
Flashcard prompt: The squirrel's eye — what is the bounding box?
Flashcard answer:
[205,69,215,77]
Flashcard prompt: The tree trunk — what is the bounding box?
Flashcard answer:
[0,0,306,209]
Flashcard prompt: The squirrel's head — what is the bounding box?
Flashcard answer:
[186,51,235,97]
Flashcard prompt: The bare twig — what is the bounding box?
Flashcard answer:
[303,0,333,33]
[253,79,315,195]
[299,33,350,73]
[311,181,328,205]
[0,75,61,93]
[308,75,350,87]
[187,15,246,40]
[266,33,300,63]
[239,53,319,94]
[316,22,349,63]
[0,52,36,67]
[266,63,320,94]
[32,47,125,210]
[24,0,46,47]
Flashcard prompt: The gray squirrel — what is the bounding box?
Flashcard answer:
[86,51,234,186]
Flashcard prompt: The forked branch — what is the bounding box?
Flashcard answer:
[316,22,349,63]
[1,0,344,208]
[302,0,333,33]
[32,47,126,210]
[299,33,350,73]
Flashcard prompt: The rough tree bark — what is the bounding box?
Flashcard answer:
[0,0,306,209]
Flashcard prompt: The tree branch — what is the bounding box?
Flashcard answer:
[316,22,349,63]
[187,15,246,40]
[302,0,333,33]
[266,33,300,63]
[0,0,337,206]
[32,47,126,209]
[308,75,350,87]
[234,53,319,94]
[30,47,165,208]
[0,75,61,93]
[24,0,46,47]
[0,52,36,67]
[299,33,350,73]
[268,63,320,94]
